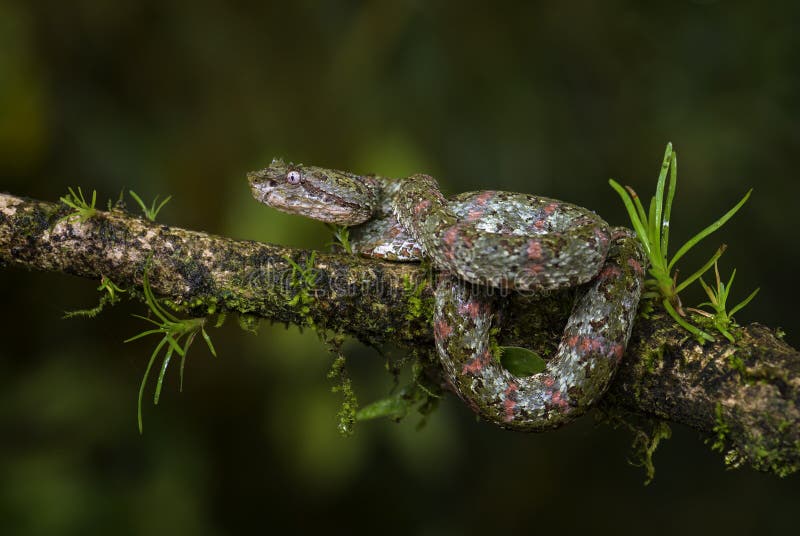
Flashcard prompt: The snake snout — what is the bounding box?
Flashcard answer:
[247,172,278,204]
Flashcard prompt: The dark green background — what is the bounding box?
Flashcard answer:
[1,1,798,534]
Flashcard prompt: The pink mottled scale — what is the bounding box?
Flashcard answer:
[434,231,645,430]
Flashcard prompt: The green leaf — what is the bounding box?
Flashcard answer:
[154,343,177,405]
[129,190,172,221]
[662,150,678,254]
[720,268,736,305]
[647,196,663,262]
[356,393,409,421]
[130,261,218,431]
[653,142,672,247]
[662,299,715,343]
[697,277,717,307]
[153,195,172,218]
[129,190,146,211]
[675,245,726,293]
[728,287,760,318]
[668,189,752,271]
[201,327,217,357]
[162,333,187,357]
[500,346,547,376]
[718,328,736,344]
[124,328,164,343]
[138,337,169,434]
[629,185,650,230]
[609,179,651,254]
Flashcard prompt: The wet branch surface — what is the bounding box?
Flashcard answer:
[2,192,798,477]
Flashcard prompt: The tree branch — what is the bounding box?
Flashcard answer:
[2,192,798,477]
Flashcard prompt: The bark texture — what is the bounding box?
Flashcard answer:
[1,192,798,476]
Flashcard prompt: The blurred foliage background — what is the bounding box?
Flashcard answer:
[1,1,799,534]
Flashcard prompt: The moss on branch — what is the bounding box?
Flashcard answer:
[1,192,798,477]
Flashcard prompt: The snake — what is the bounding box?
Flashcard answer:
[248,159,646,431]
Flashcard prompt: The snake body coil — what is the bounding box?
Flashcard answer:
[249,159,645,430]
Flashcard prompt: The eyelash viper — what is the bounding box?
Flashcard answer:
[248,159,646,431]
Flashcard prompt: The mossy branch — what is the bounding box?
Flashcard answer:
[1,192,798,477]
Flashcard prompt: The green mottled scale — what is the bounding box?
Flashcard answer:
[249,159,645,430]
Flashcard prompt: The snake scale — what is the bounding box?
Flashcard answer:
[249,159,646,431]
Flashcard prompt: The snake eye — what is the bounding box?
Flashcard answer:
[286,170,302,185]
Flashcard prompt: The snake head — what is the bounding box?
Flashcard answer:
[248,158,379,225]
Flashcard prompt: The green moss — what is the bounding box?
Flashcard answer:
[285,251,319,327]
[179,294,220,316]
[237,313,260,334]
[632,420,672,485]
[748,412,800,477]
[16,204,54,236]
[640,345,664,374]
[600,408,672,485]
[401,274,433,322]
[326,343,358,436]
[403,276,433,320]
[488,326,502,363]
[705,405,799,477]
[737,430,799,478]
[726,351,751,383]
[708,402,730,453]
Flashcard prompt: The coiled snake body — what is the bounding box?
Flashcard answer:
[249,160,645,431]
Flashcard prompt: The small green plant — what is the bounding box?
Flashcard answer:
[327,224,354,254]
[107,190,125,211]
[609,143,752,342]
[129,190,172,222]
[63,275,126,319]
[124,265,217,433]
[686,260,760,343]
[285,252,318,326]
[58,187,97,223]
